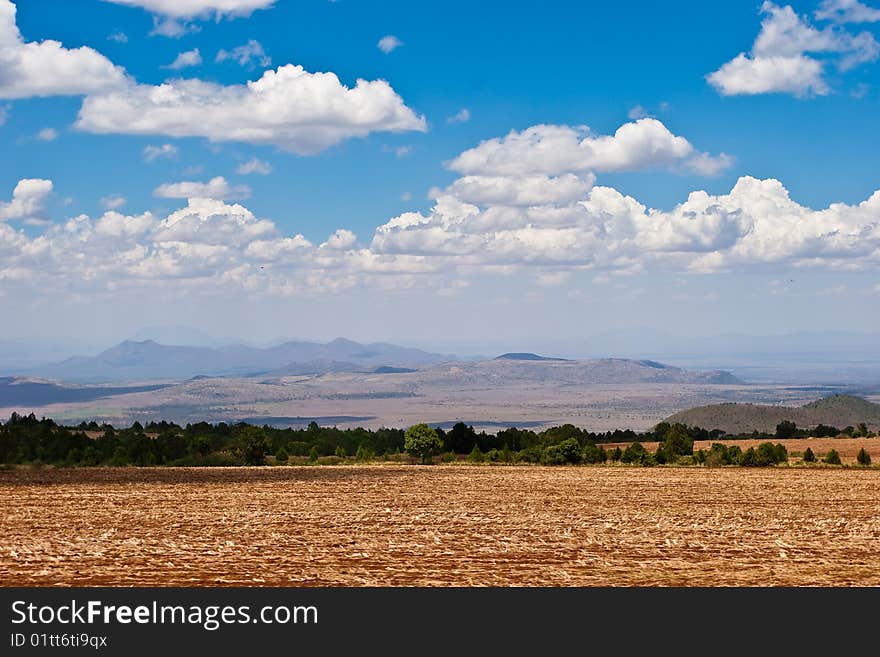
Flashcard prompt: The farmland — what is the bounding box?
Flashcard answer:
[1,465,879,586]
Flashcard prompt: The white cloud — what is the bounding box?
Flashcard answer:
[100,195,127,210]
[708,2,880,97]
[400,191,412,202]
[816,0,880,23]
[440,174,595,207]
[446,108,470,124]
[449,119,729,177]
[321,228,357,250]
[627,105,648,120]
[0,178,53,222]
[101,1,276,37]
[154,176,251,200]
[0,0,127,99]
[216,39,270,68]
[76,63,427,155]
[2,172,879,302]
[143,143,178,161]
[395,145,411,158]
[708,53,828,96]
[377,35,403,54]
[0,104,6,125]
[236,157,272,175]
[164,48,202,70]
[108,32,129,44]
[36,127,58,141]
[686,152,735,177]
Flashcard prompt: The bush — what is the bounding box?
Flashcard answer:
[857,448,871,466]
[582,442,607,464]
[274,447,289,465]
[355,445,375,462]
[468,445,486,463]
[620,442,652,466]
[308,446,319,463]
[609,447,622,462]
[440,451,457,463]
[694,449,706,465]
[802,447,816,463]
[824,449,841,465]
[541,438,582,465]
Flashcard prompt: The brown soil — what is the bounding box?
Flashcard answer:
[1,465,878,586]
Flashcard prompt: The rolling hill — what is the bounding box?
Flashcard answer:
[665,394,880,434]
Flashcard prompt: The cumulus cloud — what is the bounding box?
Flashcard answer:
[101,0,276,37]
[236,157,272,175]
[164,48,202,70]
[100,195,127,210]
[76,64,427,154]
[449,119,730,177]
[216,39,270,68]
[2,171,878,301]
[154,176,251,200]
[371,175,880,273]
[0,0,127,99]
[377,35,403,54]
[816,0,880,23]
[708,2,880,96]
[0,178,53,222]
[143,143,178,161]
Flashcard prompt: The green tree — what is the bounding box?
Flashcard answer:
[468,445,485,463]
[404,424,443,465]
[355,445,375,462]
[308,446,319,463]
[237,426,269,466]
[274,447,289,465]
[824,449,841,465]
[802,447,816,463]
[856,448,871,466]
[775,420,797,439]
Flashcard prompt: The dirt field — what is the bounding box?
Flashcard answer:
[604,437,880,464]
[1,465,878,587]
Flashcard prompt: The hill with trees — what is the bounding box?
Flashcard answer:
[666,395,880,434]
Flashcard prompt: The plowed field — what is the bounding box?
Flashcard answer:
[1,465,878,586]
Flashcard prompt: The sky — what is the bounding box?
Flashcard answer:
[1,0,879,354]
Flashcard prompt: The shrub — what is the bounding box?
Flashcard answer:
[274,447,288,465]
[308,446,319,463]
[609,447,622,462]
[440,451,457,463]
[468,445,486,463]
[355,445,375,462]
[824,449,841,465]
[620,441,651,465]
[775,420,797,439]
[540,438,582,465]
[582,442,607,464]
[857,448,871,466]
[802,447,816,463]
[694,449,706,465]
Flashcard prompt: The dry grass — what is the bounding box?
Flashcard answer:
[1,465,879,587]
[604,437,880,463]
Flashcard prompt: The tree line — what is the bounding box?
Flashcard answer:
[0,412,872,468]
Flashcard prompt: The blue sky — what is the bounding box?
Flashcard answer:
[1,0,879,353]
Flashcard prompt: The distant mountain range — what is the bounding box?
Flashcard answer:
[666,395,880,433]
[25,338,454,383]
[495,353,569,362]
